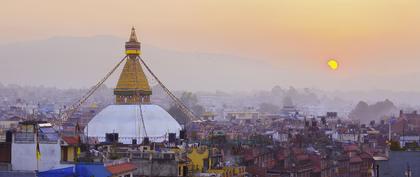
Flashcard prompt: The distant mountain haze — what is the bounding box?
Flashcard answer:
[0,36,286,91]
[1,36,420,93]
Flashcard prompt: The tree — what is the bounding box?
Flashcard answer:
[283,96,294,107]
[390,140,403,151]
[180,92,198,108]
[271,85,284,96]
[349,100,397,124]
[168,105,189,125]
[259,102,280,114]
[321,117,327,125]
[168,91,205,124]
[370,120,375,127]
[191,105,205,116]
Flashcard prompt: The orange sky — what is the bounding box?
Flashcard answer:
[2,0,420,90]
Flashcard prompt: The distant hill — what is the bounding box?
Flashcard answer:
[0,36,282,91]
[2,36,420,108]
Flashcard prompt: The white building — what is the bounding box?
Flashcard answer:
[11,121,64,171]
[332,131,365,143]
[399,136,420,148]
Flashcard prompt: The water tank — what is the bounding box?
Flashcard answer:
[168,133,176,143]
[105,133,119,143]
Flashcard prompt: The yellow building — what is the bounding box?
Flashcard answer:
[61,136,80,163]
[187,146,246,177]
[187,146,209,172]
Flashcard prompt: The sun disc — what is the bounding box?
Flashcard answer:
[327,59,339,70]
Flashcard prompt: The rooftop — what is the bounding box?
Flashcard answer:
[106,162,137,175]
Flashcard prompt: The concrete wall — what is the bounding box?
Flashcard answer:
[132,159,178,177]
[11,142,61,171]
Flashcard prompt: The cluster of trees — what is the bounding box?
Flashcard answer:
[264,86,321,107]
[349,99,398,124]
[255,86,322,114]
[167,92,205,124]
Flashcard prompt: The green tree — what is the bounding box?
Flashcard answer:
[259,102,280,114]
[168,92,205,124]
[390,140,403,151]
[180,92,198,108]
[168,105,189,125]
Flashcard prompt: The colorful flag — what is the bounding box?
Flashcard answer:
[77,147,81,156]
[36,142,41,160]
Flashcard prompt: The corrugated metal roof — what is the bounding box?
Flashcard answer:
[62,136,79,145]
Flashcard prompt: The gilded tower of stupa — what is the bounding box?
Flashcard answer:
[114,27,152,104]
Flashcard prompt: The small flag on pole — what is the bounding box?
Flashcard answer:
[77,147,81,155]
[36,141,41,160]
[75,122,81,134]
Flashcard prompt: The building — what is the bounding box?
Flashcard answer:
[105,162,137,177]
[0,117,19,142]
[60,136,80,163]
[332,131,364,143]
[187,145,246,177]
[392,110,420,134]
[399,135,420,148]
[375,151,420,177]
[86,28,182,144]
[225,111,259,124]
[11,121,63,171]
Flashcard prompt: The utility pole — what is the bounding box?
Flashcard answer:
[149,152,153,177]
[388,120,391,142]
[405,163,411,177]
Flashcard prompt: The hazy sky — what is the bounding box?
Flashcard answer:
[2,0,420,91]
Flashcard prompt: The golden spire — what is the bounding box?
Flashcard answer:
[129,27,138,42]
[125,27,141,56]
[114,27,152,104]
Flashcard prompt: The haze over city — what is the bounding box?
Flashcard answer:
[2,0,420,91]
[2,1,420,177]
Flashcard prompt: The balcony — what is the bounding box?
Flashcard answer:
[14,132,35,143]
[14,132,59,144]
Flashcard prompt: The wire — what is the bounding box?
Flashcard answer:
[139,103,148,137]
[58,55,128,126]
[138,56,202,123]
[132,56,149,138]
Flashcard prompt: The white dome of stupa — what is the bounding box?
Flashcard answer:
[86,104,181,144]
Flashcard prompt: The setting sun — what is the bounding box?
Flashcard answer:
[327,59,339,70]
